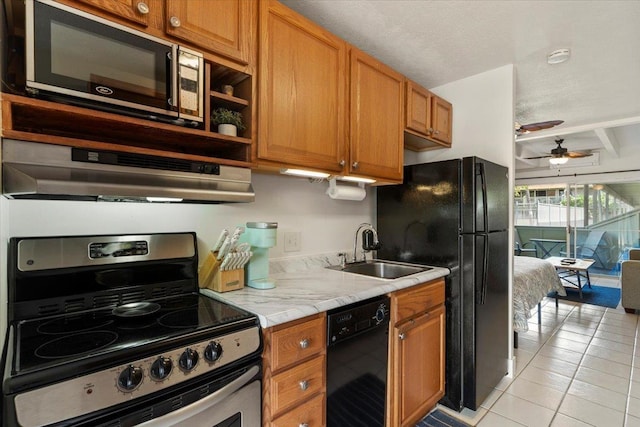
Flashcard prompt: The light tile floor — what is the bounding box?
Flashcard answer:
[438,275,640,427]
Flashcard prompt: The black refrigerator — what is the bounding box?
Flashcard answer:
[376,157,509,412]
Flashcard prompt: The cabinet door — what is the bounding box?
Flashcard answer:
[258,0,347,173]
[349,47,404,182]
[165,0,253,64]
[406,80,432,136]
[431,95,453,145]
[393,305,445,427]
[71,0,152,26]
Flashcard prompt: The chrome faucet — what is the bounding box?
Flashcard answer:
[353,223,380,262]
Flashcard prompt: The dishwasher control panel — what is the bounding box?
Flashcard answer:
[326,295,390,346]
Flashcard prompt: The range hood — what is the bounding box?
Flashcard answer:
[1,139,255,203]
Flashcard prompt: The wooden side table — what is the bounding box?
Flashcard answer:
[546,257,595,299]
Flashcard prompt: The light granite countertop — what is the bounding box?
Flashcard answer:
[201,263,449,328]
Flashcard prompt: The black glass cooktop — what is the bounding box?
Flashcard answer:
[13,293,254,375]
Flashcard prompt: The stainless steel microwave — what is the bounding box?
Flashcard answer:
[25,0,204,125]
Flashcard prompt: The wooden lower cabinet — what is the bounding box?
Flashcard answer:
[388,279,446,427]
[271,393,325,427]
[262,313,326,426]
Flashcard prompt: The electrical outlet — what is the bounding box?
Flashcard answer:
[284,231,301,252]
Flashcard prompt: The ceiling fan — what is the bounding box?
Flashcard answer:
[525,138,593,165]
[515,120,564,135]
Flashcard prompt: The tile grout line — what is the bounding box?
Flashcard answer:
[480,300,575,425]
[549,305,609,426]
[623,313,639,426]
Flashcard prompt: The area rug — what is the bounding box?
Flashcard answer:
[549,284,621,308]
[416,409,470,427]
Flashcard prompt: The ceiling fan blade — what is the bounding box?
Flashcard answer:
[523,155,551,160]
[565,151,593,158]
[517,120,564,132]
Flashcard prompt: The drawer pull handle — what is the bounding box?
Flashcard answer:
[399,332,406,340]
[299,380,309,391]
[427,127,434,134]
[299,339,309,349]
[352,161,359,169]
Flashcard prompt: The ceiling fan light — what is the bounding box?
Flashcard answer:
[549,157,569,165]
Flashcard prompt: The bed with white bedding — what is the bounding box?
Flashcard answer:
[513,256,566,332]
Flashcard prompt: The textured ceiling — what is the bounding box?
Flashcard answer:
[280,0,640,169]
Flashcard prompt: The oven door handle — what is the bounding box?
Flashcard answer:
[137,365,259,427]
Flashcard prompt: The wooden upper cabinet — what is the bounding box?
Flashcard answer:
[431,94,453,145]
[404,79,453,151]
[68,0,155,26]
[257,0,347,173]
[349,47,404,183]
[165,0,254,64]
[406,80,432,135]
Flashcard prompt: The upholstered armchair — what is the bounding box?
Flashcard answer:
[621,249,640,313]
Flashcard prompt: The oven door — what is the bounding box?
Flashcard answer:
[137,365,261,427]
[26,0,177,118]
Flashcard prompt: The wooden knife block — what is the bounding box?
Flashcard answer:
[198,251,245,293]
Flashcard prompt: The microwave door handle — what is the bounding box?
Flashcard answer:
[168,45,178,110]
[136,365,259,426]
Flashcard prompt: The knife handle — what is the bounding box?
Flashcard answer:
[218,237,232,259]
[213,229,229,252]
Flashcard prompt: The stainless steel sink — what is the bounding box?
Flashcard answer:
[327,260,432,279]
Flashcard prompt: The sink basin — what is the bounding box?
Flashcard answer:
[327,260,432,279]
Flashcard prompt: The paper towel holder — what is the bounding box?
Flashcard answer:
[326,178,366,201]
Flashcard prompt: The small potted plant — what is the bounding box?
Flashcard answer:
[211,108,245,137]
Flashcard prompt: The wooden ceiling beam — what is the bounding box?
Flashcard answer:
[594,128,620,158]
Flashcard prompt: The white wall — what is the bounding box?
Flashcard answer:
[406,64,518,363]
[0,172,375,343]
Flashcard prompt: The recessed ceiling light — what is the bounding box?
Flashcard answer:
[547,49,570,65]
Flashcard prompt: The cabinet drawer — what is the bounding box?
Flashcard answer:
[271,393,325,427]
[270,316,325,372]
[270,355,325,417]
[394,279,445,321]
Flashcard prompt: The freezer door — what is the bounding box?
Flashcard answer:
[376,160,461,268]
[462,230,509,410]
[461,157,509,234]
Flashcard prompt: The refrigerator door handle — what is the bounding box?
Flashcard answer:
[478,234,489,305]
[477,162,489,233]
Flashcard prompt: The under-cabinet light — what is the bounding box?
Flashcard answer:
[279,168,331,179]
[146,197,184,203]
[338,176,376,184]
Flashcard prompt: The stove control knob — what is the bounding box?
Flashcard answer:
[204,341,223,362]
[117,365,143,392]
[150,356,173,381]
[179,348,199,372]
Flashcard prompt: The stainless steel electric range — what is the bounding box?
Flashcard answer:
[1,233,262,427]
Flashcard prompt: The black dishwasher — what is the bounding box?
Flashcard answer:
[326,295,390,427]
